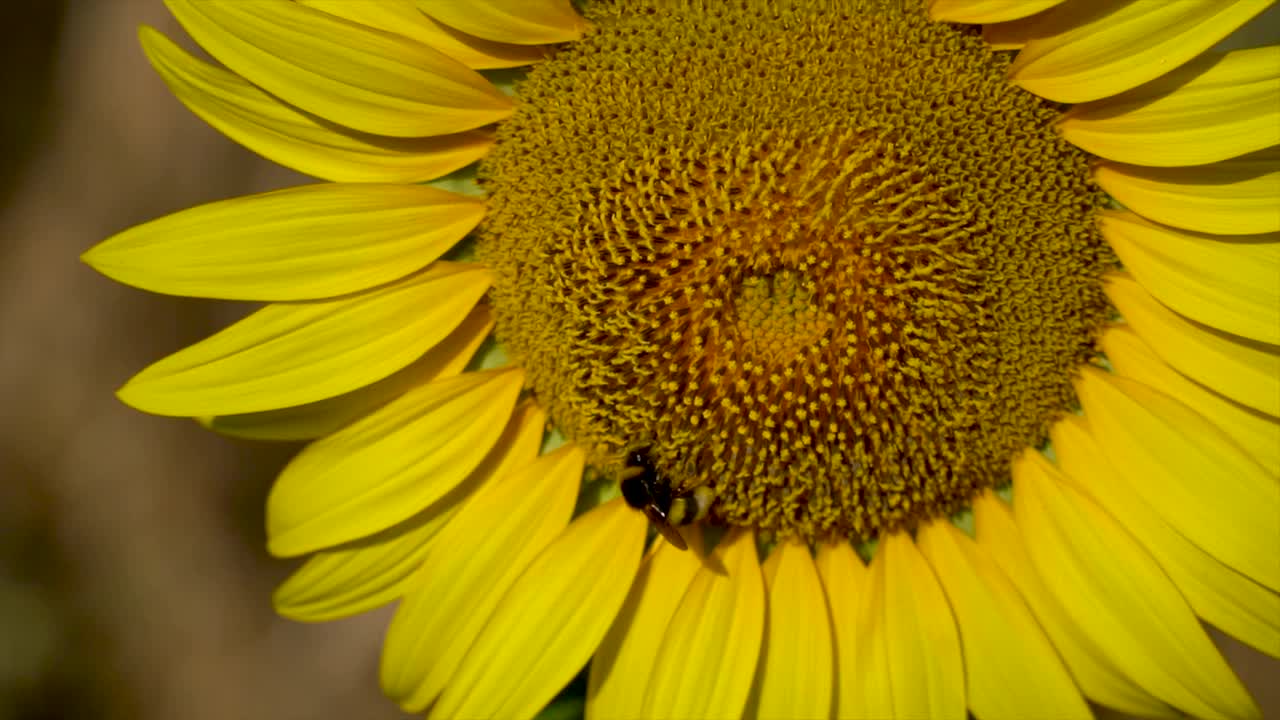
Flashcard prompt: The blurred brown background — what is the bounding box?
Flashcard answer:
[0,2,1275,719]
[0,2,406,718]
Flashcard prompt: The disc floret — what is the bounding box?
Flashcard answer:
[479,0,1113,541]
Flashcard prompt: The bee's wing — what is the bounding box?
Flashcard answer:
[644,506,688,551]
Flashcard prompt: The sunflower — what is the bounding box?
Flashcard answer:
[84,0,1279,718]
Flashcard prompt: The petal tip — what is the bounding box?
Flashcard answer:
[265,529,301,559]
[136,23,161,46]
[114,378,165,416]
[79,245,103,269]
[270,583,305,618]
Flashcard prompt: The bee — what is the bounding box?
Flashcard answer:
[620,448,713,551]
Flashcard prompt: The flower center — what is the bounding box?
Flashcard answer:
[476,0,1114,541]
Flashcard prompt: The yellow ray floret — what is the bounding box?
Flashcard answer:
[382,444,580,712]
[271,401,545,623]
[916,519,1090,720]
[117,263,491,417]
[928,0,1065,24]
[140,27,493,183]
[815,541,866,720]
[412,10,550,69]
[1059,45,1280,167]
[85,183,485,301]
[747,540,834,720]
[1073,367,1280,594]
[417,0,587,45]
[981,14,1041,50]
[296,0,548,69]
[428,499,646,720]
[855,532,965,720]
[296,0,444,47]
[586,539,704,720]
[1012,450,1260,719]
[274,505,453,622]
[202,305,492,442]
[164,0,512,138]
[266,367,523,557]
[1009,0,1275,103]
[972,493,1176,718]
[1100,325,1280,473]
[1094,149,1280,236]
[1051,416,1280,659]
[1104,272,1280,417]
[1099,210,1280,345]
[642,530,764,720]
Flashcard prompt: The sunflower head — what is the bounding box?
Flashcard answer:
[83,0,1278,718]
[479,0,1114,541]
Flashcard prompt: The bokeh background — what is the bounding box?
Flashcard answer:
[0,2,403,718]
[0,2,1276,719]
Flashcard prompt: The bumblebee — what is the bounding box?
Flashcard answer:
[620,448,713,551]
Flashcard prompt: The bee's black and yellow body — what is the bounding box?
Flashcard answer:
[621,449,712,551]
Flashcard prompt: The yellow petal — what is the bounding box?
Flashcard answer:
[1051,415,1280,658]
[380,445,581,711]
[118,263,491,417]
[266,367,523,557]
[1099,211,1280,345]
[921,519,1091,720]
[294,0,441,48]
[643,530,765,720]
[747,541,834,720]
[928,0,1065,23]
[1094,149,1280,235]
[330,0,548,69]
[84,183,484,301]
[1099,325,1280,473]
[418,0,586,44]
[855,532,965,720]
[1009,0,1274,103]
[275,513,445,624]
[202,304,492,441]
[1013,449,1260,720]
[972,492,1179,719]
[814,542,867,720]
[416,13,550,69]
[297,0,550,69]
[982,14,1042,51]
[851,551,894,719]
[1059,46,1280,166]
[138,27,491,183]
[1074,366,1280,592]
[1105,272,1280,417]
[587,539,705,720]
[430,499,648,720]
[163,0,512,138]
[272,401,544,621]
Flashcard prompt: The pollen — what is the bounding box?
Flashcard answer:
[476,0,1115,541]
